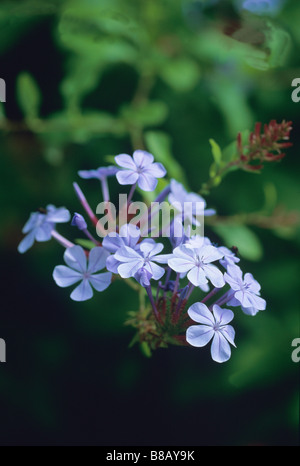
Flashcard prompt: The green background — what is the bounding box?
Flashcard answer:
[0,0,299,445]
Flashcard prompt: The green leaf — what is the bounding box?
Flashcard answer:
[209,139,222,165]
[213,224,263,261]
[144,131,187,185]
[75,239,95,250]
[140,341,152,358]
[121,100,168,128]
[16,72,41,120]
[160,58,200,92]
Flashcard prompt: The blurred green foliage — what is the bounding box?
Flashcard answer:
[0,0,299,446]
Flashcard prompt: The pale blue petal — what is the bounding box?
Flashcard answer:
[244,273,261,293]
[235,290,253,308]
[202,264,225,288]
[212,305,234,325]
[145,261,165,280]
[137,173,158,192]
[168,257,194,273]
[70,279,94,301]
[133,150,154,168]
[106,255,120,274]
[115,154,136,169]
[116,169,139,185]
[18,230,36,254]
[187,266,207,287]
[115,246,142,262]
[220,325,236,347]
[46,207,71,223]
[144,162,166,178]
[22,212,40,234]
[188,302,215,325]
[35,222,53,242]
[53,265,82,287]
[186,325,214,347]
[117,260,143,278]
[200,245,224,263]
[247,293,266,311]
[211,332,232,363]
[102,234,125,253]
[88,247,109,273]
[64,246,87,273]
[89,272,112,292]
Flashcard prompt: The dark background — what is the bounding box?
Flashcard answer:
[0,0,299,445]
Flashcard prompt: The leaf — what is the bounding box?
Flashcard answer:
[121,101,168,128]
[75,239,95,250]
[16,72,41,120]
[213,224,263,261]
[209,139,222,165]
[160,58,200,92]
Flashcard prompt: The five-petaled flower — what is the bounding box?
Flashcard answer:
[115,150,166,191]
[168,244,225,288]
[18,205,71,254]
[53,246,112,301]
[186,302,236,363]
[224,264,266,315]
[113,241,167,285]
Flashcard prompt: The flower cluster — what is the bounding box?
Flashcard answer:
[19,149,267,363]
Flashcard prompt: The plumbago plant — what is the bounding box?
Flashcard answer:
[18,119,292,363]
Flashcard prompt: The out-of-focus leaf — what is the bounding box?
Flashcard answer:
[160,58,200,92]
[16,72,41,120]
[213,224,263,261]
[144,130,187,185]
[209,138,222,165]
[121,101,168,128]
[75,239,95,250]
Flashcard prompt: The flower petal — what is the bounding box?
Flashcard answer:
[115,154,136,169]
[88,247,110,273]
[145,261,165,280]
[114,246,142,262]
[22,212,40,234]
[106,255,120,273]
[53,265,82,287]
[144,162,166,178]
[186,325,214,347]
[212,305,234,325]
[168,257,194,273]
[200,245,224,263]
[220,325,236,348]
[187,302,215,325]
[70,279,94,301]
[117,260,143,278]
[35,222,53,242]
[202,264,225,288]
[89,272,112,292]
[187,266,207,287]
[64,246,87,273]
[18,230,36,254]
[116,169,139,186]
[46,206,71,223]
[133,150,154,168]
[137,173,158,192]
[210,332,232,363]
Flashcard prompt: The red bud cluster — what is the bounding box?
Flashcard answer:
[237,120,293,172]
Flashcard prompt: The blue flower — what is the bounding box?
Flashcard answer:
[78,166,118,180]
[218,246,240,269]
[18,205,71,254]
[235,0,285,15]
[186,302,236,363]
[168,244,225,288]
[71,212,88,231]
[115,150,166,192]
[224,264,266,315]
[53,245,112,301]
[113,241,168,284]
[103,224,142,273]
